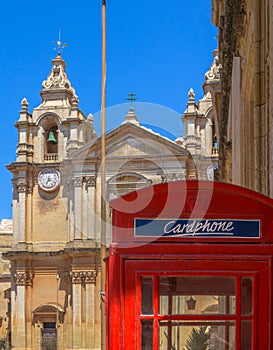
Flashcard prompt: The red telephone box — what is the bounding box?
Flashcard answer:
[107,181,273,349]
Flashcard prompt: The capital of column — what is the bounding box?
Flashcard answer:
[14,272,34,286]
[85,176,96,188]
[70,270,97,284]
[16,179,28,193]
[27,179,34,194]
[84,270,97,283]
[70,271,83,284]
[73,177,83,187]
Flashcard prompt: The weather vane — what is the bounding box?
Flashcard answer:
[126,92,138,111]
[52,30,68,55]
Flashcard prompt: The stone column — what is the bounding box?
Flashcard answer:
[33,320,43,350]
[26,179,33,242]
[71,272,82,349]
[15,179,28,243]
[84,271,97,348]
[73,177,83,240]
[12,271,33,350]
[85,176,96,240]
[68,180,75,242]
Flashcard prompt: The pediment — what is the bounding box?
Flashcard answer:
[68,123,188,162]
[105,134,170,157]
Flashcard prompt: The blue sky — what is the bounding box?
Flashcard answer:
[0,0,217,219]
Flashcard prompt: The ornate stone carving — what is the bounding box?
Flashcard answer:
[35,320,43,328]
[16,143,34,156]
[84,270,97,284]
[16,179,28,193]
[70,271,83,284]
[14,272,33,286]
[71,94,79,107]
[73,177,82,187]
[27,179,34,194]
[205,49,222,81]
[66,140,83,153]
[85,176,96,188]
[70,270,97,284]
[162,173,186,182]
[43,64,67,89]
[42,55,75,94]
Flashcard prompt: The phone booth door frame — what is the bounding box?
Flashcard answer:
[107,181,273,349]
[123,257,269,350]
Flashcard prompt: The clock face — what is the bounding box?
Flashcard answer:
[38,168,60,192]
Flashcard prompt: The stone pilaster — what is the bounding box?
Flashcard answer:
[68,180,75,242]
[71,271,82,349]
[85,270,97,348]
[15,179,28,243]
[12,271,33,349]
[84,176,96,240]
[73,177,83,240]
[69,270,97,349]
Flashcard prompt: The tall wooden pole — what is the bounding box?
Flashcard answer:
[101,0,107,349]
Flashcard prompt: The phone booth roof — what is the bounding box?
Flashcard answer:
[110,180,273,245]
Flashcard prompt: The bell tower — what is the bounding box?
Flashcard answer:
[5,51,98,349]
[8,51,96,246]
[32,52,95,164]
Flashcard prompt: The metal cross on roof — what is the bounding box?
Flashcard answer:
[126,92,138,111]
[52,30,68,55]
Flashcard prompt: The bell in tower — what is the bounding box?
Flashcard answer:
[46,127,58,155]
[47,129,57,143]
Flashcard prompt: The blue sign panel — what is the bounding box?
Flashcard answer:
[134,219,261,238]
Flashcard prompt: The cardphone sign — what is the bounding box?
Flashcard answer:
[134,218,261,238]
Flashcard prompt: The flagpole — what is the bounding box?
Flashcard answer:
[101,0,107,349]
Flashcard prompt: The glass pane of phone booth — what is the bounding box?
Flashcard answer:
[140,275,254,350]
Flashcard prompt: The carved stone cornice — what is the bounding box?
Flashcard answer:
[14,272,33,286]
[70,270,97,284]
[85,176,96,188]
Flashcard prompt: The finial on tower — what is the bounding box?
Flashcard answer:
[188,88,195,102]
[126,92,138,111]
[52,30,68,56]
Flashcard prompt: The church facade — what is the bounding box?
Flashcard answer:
[0,50,218,349]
